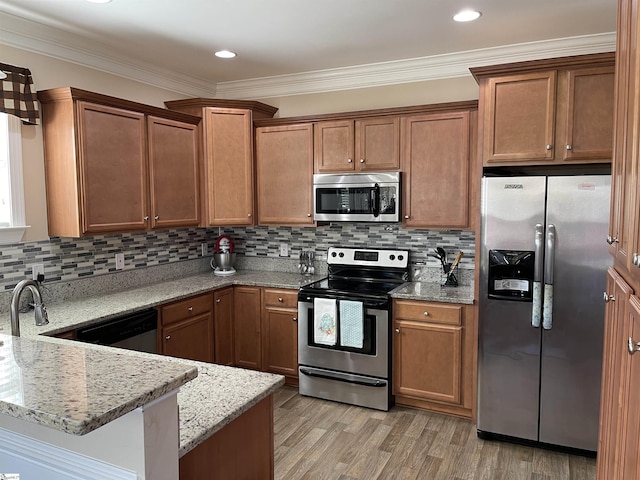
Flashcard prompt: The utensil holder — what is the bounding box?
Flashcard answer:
[299,251,315,275]
[441,263,459,287]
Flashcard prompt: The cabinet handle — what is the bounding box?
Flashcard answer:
[347,158,353,163]
[154,215,159,220]
[188,306,193,312]
[404,215,410,219]
[546,144,553,150]
[603,292,615,303]
[566,144,572,150]
[360,159,365,163]
[606,235,619,245]
[395,328,400,333]
[216,298,221,303]
[144,216,149,221]
[629,337,640,355]
[633,253,639,266]
[293,317,298,322]
[423,311,429,317]
[165,335,171,340]
[278,297,283,302]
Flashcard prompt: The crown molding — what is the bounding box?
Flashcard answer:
[0,8,615,101]
[216,32,616,99]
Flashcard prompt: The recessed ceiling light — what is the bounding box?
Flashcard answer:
[453,10,482,22]
[215,50,237,59]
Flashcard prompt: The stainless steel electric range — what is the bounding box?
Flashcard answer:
[297,246,410,411]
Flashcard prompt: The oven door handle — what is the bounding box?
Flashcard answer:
[299,367,387,387]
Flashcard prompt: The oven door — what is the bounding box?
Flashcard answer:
[297,299,389,378]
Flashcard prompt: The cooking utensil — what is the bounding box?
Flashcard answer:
[436,247,447,264]
[443,251,464,286]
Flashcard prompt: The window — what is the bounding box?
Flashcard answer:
[0,112,28,243]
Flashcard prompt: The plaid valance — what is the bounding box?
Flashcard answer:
[0,62,39,125]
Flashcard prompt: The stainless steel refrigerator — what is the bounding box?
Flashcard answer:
[477,174,611,452]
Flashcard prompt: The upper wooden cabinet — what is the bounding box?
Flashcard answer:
[401,109,477,230]
[165,98,278,227]
[38,87,201,237]
[255,124,315,225]
[471,53,615,166]
[314,117,400,173]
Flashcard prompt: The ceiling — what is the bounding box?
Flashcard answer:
[0,0,617,99]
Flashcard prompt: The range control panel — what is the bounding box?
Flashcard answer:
[327,247,409,268]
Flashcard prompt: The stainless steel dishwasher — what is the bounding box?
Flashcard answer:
[75,308,158,353]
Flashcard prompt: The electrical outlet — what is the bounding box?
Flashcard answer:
[201,243,208,256]
[115,253,125,270]
[279,243,289,257]
[31,264,44,281]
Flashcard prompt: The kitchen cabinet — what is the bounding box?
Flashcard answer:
[262,288,299,384]
[213,287,235,366]
[255,124,315,225]
[400,110,476,229]
[38,87,201,237]
[392,299,475,418]
[159,292,214,363]
[233,286,262,370]
[164,99,278,227]
[314,117,400,173]
[471,53,615,166]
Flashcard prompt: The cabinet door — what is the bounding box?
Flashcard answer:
[148,116,200,229]
[393,319,462,405]
[214,287,235,366]
[262,308,298,378]
[162,313,213,363]
[355,117,400,171]
[77,101,148,233]
[401,111,471,229]
[597,268,632,480]
[482,71,556,164]
[314,120,355,172]
[256,124,314,225]
[619,295,640,479]
[204,108,254,226]
[558,67,615,163]
[233,286,262,370]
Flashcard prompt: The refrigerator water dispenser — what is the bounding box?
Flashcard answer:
[487,249,534,301]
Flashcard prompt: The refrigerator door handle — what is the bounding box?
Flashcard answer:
[532,223,545,328]
[543,224,556,330]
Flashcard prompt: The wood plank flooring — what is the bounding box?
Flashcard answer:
[273,387,596,480]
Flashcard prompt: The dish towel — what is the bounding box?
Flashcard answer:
[314,298,337,346]
[339,300,364,349]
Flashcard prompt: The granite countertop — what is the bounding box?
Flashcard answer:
[390,282,475,304]
[0,333,197,435]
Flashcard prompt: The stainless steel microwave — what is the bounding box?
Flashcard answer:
[313,172,401,222]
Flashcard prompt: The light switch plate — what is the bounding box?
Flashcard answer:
[115,253,125,270]
[32,264,44,280]
[279,243,289,257]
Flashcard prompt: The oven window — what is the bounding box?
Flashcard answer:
[304,305,377,355]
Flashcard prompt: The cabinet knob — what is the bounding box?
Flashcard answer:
[347,158,353,163]
[360,159,365,163]
[566,144,572,150]
[188,306,193,312]
[546,144,553,150]
[629,337,640,355]
[293,317,298,322]
[248,213,252,217]
[278,297,283,302]
[404,215,409,219]
[423,311,429,317]
[307,213,312,217]
[603,292,615,303]
[154,215,159,220]
[395,328,400,333]
[144,216,149,221]
[165,335,171,340]
[607,235,619,245]
[216,298,221,303]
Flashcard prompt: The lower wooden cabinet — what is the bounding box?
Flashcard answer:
[213,287,235,366]
[262,288,299,384]
[233,286,262,370]
[159,292,214,363]
[392,299,475,418]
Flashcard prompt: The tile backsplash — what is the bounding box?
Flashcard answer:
[0,224,475,293]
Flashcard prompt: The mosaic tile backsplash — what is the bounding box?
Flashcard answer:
[0,224,475,293]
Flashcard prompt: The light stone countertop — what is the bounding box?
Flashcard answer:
[390,282,475,304]
[0,333,198,435]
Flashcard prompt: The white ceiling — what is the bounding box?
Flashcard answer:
[0,0,617,99]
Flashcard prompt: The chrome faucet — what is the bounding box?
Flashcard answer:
[9,279,49,337]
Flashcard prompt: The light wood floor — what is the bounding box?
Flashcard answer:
[273,387,596,480]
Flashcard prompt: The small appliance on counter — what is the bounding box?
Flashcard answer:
[210,234,237,276]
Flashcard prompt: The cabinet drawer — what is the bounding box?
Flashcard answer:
[161,293,213,325]
[394,300,462,325]
[263,289,298,309]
